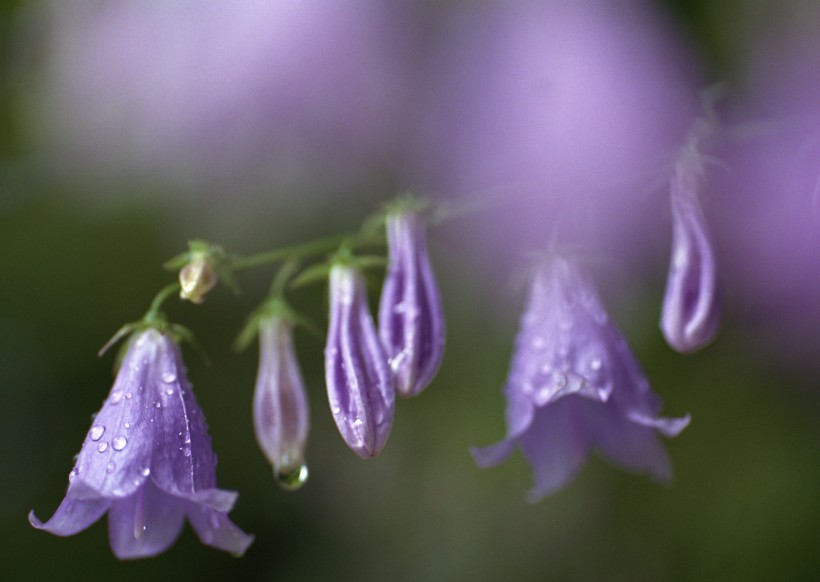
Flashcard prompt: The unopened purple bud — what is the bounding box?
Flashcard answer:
[253,315,309,490]
[378,211,445,397]
[661,129,720,353]
[325,265,395,458]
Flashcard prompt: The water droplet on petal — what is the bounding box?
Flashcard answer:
[161,372,176,383]
[182,447,191,457]
[112,436,128,451]
[154,401,161,409]
[124,422,131,429]
[125,392,133,399]
[589,357,602,371]
[109,391,124,404]
[105,461,116,474]
[139,467,151,477]
[275,464,309,491]
[68,468,79,482]
[97,442,109,453]
[165,388,174,396]
[89,425,105,441]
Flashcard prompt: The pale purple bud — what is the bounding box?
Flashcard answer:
[30,329,253,558]
[378,211,445,397]
[661,128,720,353]
[472,256,689,501]
[325,265,395,458]
[253,315,309,490]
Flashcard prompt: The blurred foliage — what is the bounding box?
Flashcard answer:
[1,1,819,581]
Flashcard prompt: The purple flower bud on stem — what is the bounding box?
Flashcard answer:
[30,329,253,559]
[661,124,720,353]
[325,264,395,458]
[378,211,446,397]
[472,255,689,501]
[253,315,310,490]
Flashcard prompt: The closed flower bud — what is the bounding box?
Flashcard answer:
[661,124,720,353]
[325,264,395,458]
[253,315,310,490]
[179,256,217,304]
[378,211,445,397]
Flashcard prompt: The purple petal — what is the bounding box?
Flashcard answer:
[661,130,720,353]
[378,211,446,397]
[253,316,310,479]
[591,404,675,483]
[107,480,185,560]
[326,265,395,458]
[627,410,691,438]
[519,399,592,502]
[186,505,255,557]
[29,481,110,536]
[146,332,219,497]
[470,439,517,468]
[508,258,616,409]
[72,331,159,498]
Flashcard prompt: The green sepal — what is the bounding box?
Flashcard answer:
[289,262,332,290]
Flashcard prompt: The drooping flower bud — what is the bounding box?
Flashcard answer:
[661,123,720,353]
[378,211,445,397]
[325,264,395,458]
[253,314,310,490]
[179,256,217,304]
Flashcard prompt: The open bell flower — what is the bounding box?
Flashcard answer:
[253,314,310,490]
[29,329,254,559]
[325,264,395,458]
[472,255,690,501]
[661,120,720,353]
[378,211,445,397]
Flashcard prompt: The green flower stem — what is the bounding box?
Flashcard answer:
[144,282,182,324]
[231,234,349,271]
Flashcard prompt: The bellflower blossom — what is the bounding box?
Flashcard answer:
[472,256,690,501]
[30,329,254,559]
[714,29,820,363]
[253,314,310,489]
[325,264,395,458]
[33,0,419,191]
[413,0,697,275]
[661,120,720,353]
[378,210,445,397]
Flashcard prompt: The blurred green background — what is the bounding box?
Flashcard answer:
[2,1,819,581]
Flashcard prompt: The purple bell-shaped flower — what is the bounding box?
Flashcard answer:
[473,255,690,501]
[30,329,254,558]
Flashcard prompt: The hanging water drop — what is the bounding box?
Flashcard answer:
[275,464,309,491]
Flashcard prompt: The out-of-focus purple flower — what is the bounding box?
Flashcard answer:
[378,210,445,397]
[413,0,698,274]
[253,314,310,490]
[714,29,820,363]
[325,264,395,458]
[472,256,690,501]
[661,121,720,353]
[30,329,253,559]
[35,0,420,190]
